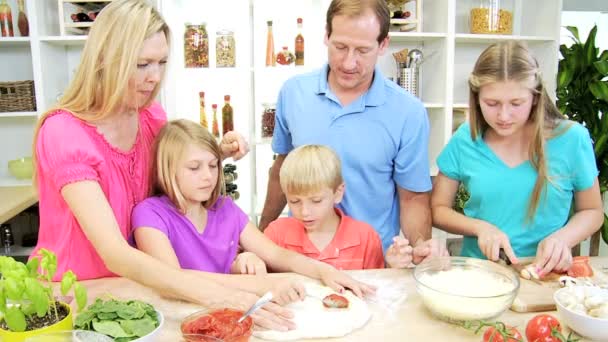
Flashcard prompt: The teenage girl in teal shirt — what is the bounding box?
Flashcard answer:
[432,41,604,278]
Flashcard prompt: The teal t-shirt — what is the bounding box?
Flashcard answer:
[437,122,598,258]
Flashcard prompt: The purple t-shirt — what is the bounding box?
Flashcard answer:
[131,195,248,273]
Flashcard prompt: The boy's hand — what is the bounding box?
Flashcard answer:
[269,278,307,306]
[220,131,249,161]
[318,265,376,298]
[385,236,413,268]
[231,251,267,275]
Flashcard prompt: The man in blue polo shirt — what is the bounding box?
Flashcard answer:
[259,0,448,265]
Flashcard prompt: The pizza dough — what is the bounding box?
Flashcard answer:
[253,283,371,341]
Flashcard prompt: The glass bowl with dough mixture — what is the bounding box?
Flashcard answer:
[414,256,519,323]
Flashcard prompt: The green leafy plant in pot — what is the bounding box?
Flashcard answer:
[557,25,608,244]
[0,249,87,341]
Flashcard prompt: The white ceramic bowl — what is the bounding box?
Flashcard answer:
[554,286,608,341]
[414,257,520,323]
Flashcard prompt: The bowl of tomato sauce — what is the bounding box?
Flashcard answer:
[181,308,253,342]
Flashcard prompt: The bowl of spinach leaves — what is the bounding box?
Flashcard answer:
[74,298,162,341]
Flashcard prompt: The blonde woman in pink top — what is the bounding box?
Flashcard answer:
[31,0,302,331]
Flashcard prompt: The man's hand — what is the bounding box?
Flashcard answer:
[220,131,249,161]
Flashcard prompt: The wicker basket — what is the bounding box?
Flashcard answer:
[0,80,37,112]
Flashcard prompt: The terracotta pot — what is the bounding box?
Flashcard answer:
[0,302,73,342]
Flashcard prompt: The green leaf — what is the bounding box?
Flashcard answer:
[92,320,133,338]
[589,81,608,102]
[5,278,23,300]
[74,282,87,311]
[594,60,608,76]
[5,306,26,332]
[119,317,157,337]
[584,26,598,66]
[60,272,75,296]
[74,310,96,329]
[565,26,581,43]
[602,214,608,245]
[97,311,118,320]
[25,258,39,277]
[24,278,49,317]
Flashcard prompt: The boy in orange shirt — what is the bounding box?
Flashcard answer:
[264,145,411,270]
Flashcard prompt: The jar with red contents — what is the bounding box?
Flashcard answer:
[261,103,276,138]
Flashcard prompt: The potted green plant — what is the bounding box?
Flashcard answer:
[557,25,608,244]
[0,249,87,342]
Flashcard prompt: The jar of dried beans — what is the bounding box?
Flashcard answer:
[261,103,276,138]
[216,29,236,67]
[469,0,513,35]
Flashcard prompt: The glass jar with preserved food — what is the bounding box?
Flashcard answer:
[184,23,209,68]
[469,0,513,35]
[261,103,276,138]
[216,29,236,67]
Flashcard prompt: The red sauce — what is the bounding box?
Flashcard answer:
[181,308,253,342]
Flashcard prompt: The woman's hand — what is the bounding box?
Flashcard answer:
[411,238,450,265]
[318,265,376,298]
[476,221,518,264]
[534,232,572,276]
[385,236,413,268]
[268,278,306,306]
[230,290,295,331]
[220,131,249,161]
[231,252,267,275]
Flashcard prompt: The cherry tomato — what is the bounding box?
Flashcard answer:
[525,314,562,342]
[322,294,349,309]
[482,325,523,342]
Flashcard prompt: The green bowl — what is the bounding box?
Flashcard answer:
[8,157,33,180]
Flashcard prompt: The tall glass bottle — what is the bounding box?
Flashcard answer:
[0,0,14,37]
[295,18,304,66]
[265,21,275,66]
[198,91,208,129]
[16,0,28,37]
[211,104,220,139]
[222,95,234,135]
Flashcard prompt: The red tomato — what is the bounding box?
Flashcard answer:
[567,256,594,277]
[322,294,349,309]
[525,314,562,342]
[482,325,523,342]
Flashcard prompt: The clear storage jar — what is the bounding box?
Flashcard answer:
[216,29,236,67]
[469,0,513,35]
[261,103,276,138]
[184,23,209,68]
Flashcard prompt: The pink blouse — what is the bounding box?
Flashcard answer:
[33,102,167,280]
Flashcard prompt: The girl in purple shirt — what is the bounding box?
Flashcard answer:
[132,120,374,308]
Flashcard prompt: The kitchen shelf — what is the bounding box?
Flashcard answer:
[0,37,31,46]
[40,35,88,45]
[0,176,32,187]
[0,111,38,118]
[455,34,555,44]
[389,32,447,42]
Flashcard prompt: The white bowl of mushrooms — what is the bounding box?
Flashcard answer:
[554,285,608,341]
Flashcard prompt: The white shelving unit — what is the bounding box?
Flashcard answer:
[1,0,563,230]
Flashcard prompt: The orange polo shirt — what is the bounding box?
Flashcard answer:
[264,208,385,270]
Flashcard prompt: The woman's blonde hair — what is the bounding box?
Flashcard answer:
[32,0,169,183]
[151,119,224,212]
[280,145,343,195]
[468,41,565,220]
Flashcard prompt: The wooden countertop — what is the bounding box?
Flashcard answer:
[78,258,608,341]
[0,186,37,224]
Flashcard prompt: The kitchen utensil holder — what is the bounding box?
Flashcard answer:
[397,63,420,98]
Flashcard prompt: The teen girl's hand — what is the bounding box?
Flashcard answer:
[220,131,249,161]
[411,238,450,265]
[318,265,376,298]
[232,251,268,275]
[476,221,519,264]
[385,236,413,268]
[534,232,572,277]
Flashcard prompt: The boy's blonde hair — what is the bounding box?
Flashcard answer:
[151,119,224,212]
[468,41,566,221]
[280,145,343,195]
[32,0,170,184]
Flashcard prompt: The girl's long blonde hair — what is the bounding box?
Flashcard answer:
[468,41,565,220]
[32,0,169,183]
[151,119,224,212]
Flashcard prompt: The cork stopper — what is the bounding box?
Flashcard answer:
[224,95,230,101]
[297,18,302,24]
[212,104,217,109]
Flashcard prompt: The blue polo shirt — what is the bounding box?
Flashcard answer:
[272,65,432,250]
[437,122,598,258]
